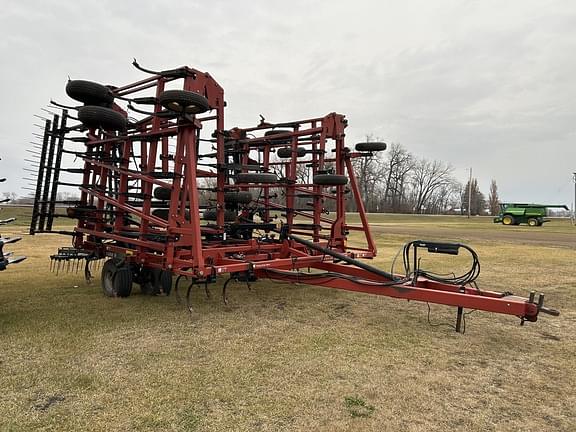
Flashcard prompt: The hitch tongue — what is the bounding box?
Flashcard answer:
[522,291,560,325]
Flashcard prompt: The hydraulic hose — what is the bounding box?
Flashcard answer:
[287,234,399,281]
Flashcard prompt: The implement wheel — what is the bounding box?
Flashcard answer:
[277,147,307,158]
[153,186,171,201]
[101,259,133,297]
[224,191,253,204]
[527,218,539,227]
[78,106,127,131]
[501,215,515,226]
[235,173,278,184]
[66,80,114,106]
[313,174,348,186]
[159,90,210,114]
[202,209,237,222]
[355,142,387,152]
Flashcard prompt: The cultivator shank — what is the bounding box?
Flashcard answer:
[28,62,558,330]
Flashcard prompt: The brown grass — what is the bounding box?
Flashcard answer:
[0,216,575,431]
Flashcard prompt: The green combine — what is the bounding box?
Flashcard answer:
[493,203,569,227]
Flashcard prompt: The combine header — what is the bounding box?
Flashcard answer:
[27,61,558,331]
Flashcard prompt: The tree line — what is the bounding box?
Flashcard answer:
[348,140,499,215]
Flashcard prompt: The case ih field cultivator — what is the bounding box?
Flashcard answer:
[27,61,558,331]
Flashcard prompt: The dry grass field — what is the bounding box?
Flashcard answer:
[1,211,575,431]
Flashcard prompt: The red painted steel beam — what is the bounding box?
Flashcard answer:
[258,267,540,320]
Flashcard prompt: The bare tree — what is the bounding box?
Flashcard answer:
[382,143,413,212]
[488,179,500,216]
[409,158,455,214]
[351,135,387,212]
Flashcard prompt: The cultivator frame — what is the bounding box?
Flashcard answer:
[28,61,558,330]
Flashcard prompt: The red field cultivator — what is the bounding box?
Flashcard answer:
[28,61,558,331]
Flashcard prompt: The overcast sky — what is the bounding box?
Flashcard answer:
[1,0,575,206]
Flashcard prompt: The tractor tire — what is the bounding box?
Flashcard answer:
[277,147,307,158]
[66,80,114,106]
[224,191,253,204]
[202,209,237,222]
[313,174,348,186]
[78,106,127,131]
[355,142,387,152]
[159,90,210,114]
[527,218,539,227]
[501,215,515,226]
[101,259,132,297]
[235,173,278,184]
[265,129,292,144]
[153,186,171,201]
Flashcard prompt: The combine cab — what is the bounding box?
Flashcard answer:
[25,61,559,331]
[494,203,569,226]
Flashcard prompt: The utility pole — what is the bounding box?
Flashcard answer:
[467,168,472,219]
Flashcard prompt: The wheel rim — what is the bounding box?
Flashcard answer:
[103,269,115,295]
[503,216,512,225]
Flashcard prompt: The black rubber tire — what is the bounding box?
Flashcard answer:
[313,174,348,186]
[202,209,237,222]
[66,80,114,105]
[355,142,387,152]
[153,187,171,201]
[152,208,190,221]
[277,147,307,158]
[235,173,278,184]
[224,191,253,204]
[151,208,169,220]
[502,215,515,226]
[156,269,173,296]
[159,90,210,114]
[101,259,132,297]
[527,218,539,227]
[114,266,133,297]
[138,267,155,295]
[78,106,127,131]
[101,259,117,297]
